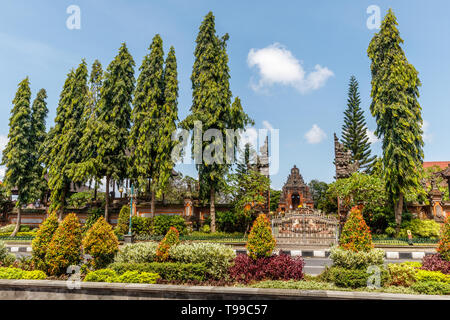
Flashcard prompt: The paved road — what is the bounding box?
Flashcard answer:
[303,258,422,275]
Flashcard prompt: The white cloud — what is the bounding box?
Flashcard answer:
[262,120,274,131]
[305,124,326,144]
[422,120,432,143]
[366,129,380,144]
[247,43,334,94]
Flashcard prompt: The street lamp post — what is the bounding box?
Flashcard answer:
[124,184,134,244]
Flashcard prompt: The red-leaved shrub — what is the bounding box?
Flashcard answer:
[421,253,450,275]
[229,254,304,283]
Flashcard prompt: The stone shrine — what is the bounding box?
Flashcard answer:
[277,165,314,212]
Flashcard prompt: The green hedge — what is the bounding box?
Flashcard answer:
[83,269,160,284]
[319,266,389,289]
[410,281,450,295]
[108,262,207,281]
[0,267,46,280]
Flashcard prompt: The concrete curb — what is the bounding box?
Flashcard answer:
[234,249,433,260]
[0,280,448,300]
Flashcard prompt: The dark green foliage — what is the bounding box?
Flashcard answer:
[368,9,424,231]
[320,266,389,289]
[108,262,207,281]
[341,76,376,172]
[95,43,135,219]
[182,12,252,232]
[216,210,248,233]
[44,62,89,216]
[29,89,49,201]
[82,207,103,234]
[308,180,329,210]
[130,216,153,235]
[269,189,281,212]
[152,215,186,235]
[130,36,179,214]
[1,78,33,207]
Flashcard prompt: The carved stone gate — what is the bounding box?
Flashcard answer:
[272,211,339,246]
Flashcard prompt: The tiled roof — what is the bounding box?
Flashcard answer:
[423,161,450,170]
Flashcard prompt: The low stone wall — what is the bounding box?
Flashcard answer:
[0,280,448,300]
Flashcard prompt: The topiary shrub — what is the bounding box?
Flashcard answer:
[156,227,180,262]
[319,266,389,289]
[387,263,418,287]
[330,246,384,269]
[31,212,59,270]
[169,243,235,280]
[246,214,276,260]
[45,213,83,276]
[340,206,374,252]
[83,269,118,282]
[0,267,46,280]
[116,270,160,284]
[115,205,130,236]
[108,262,207,282]
[131,216,153,235]
[82,216,119,269]
[415,270,450,284]
[421,253,450,274]
[114,242,159,264]
[229,254,304,284]
[437,216,450,261]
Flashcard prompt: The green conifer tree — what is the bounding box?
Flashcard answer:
[95,43,135,221]
[368,9,424,232]
[30,89,49,203]
[341,76,376,172]
[182,12,252,232]
[1,78,33,236]
[44,61,89,219]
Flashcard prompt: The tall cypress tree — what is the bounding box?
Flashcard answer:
[95,43,135,221]
[341,76,376,172]
[30,89,49,203]
[45,61,89,219]
[70,60,104,196]
[130,35,165,216]
[182,12,252,232]
[368,9,424,232]
[157,46,179,205]
[1,78,33,236]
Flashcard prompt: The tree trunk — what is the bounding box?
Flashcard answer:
[210,186,216,233]
[151,190,156,218]
[59,187,66,221]
[105,175,110,222]
[10,207,22,237]
[395,192,404,234]
[94,181,98,200]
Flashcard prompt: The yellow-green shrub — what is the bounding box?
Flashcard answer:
[246,214,276,260]
[438,217,450,261]
[31,212,59,270]
[45,213,83,276]
[82,216,119,269]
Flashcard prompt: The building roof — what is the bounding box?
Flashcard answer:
[423,161,450,170]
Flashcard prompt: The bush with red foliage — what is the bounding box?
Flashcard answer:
[421,253,450,275]
[229,254,304,284]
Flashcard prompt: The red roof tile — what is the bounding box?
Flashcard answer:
[423,161,450,170]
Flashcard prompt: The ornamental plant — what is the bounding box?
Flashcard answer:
[115,205,130,236]
[437,216,450,261]
[246,214,276,260]
[45,213,83,276]
[155,227,180,262]
[31,211,59,270]
[339,206,373,252]
[114,242,159,264]
[421,253,450,275]
[82,216,119,269]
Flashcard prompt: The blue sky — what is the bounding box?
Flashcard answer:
[0,0,449,190]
